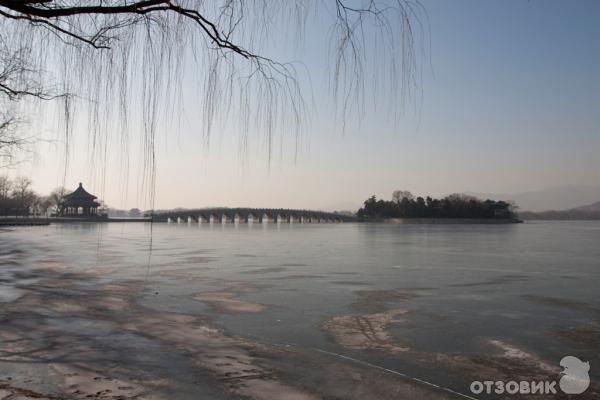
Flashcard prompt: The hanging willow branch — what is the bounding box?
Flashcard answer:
[0,0,425,206]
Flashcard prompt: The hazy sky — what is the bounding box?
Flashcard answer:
[18,0,600,211]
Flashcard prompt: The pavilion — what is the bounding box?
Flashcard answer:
[59,183,102,217]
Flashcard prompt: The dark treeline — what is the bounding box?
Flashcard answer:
[357,191,517,219]
[0,176,66,217]
[0,177,148,218]
[0,177,103,217]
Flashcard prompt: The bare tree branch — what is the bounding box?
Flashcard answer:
[0,1,424,210]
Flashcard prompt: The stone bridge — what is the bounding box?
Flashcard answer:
[151,208,356,223]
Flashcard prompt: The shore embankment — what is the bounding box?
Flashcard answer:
[0,218,50,226]
[0,217,151,226]
[380,218,523,224]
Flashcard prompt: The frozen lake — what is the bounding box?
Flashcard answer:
[1,221,599,399]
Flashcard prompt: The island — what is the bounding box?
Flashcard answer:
[357,191,521,223]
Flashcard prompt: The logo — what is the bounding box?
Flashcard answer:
[560,356,590,394]
[470,356,590,396]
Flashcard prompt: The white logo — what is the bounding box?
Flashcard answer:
[559,356,590,394]
[470,355,590,395]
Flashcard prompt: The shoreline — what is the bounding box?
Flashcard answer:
[376,218,523,224]
[0,218,50,226]
[0,217,151,226]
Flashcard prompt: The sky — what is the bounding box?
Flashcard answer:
[15,0,600,211]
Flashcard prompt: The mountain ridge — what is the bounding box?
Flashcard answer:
[467,185,600,212]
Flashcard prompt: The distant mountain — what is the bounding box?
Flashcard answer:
[573,200,600,212]
[468,185,600,212]
[518,200,600,220]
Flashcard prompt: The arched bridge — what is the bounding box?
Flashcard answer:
[151,208,356,223]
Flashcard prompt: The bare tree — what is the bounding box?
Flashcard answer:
[47,185,67,215]
[0,37,61,167]
[0,175,11,199]
[0,113,33,168]
[10,175,36,213]
[392,190,414,203]
[0,1,425,202]
[0,42,54,101]
[12,175,32,198]
[37,194,54,216]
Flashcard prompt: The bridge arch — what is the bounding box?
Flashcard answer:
[153,208,355,224]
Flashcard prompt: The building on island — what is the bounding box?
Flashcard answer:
[59,183,103,217]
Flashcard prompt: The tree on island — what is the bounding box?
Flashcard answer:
[392,190,414,203]
[358,191,517,219]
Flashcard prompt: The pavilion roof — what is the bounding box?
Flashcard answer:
[61,183,100,207]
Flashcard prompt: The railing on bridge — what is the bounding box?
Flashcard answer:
[151,208,356,224]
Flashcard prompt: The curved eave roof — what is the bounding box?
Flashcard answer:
[61,183,100,206]
[61,198,101,207]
